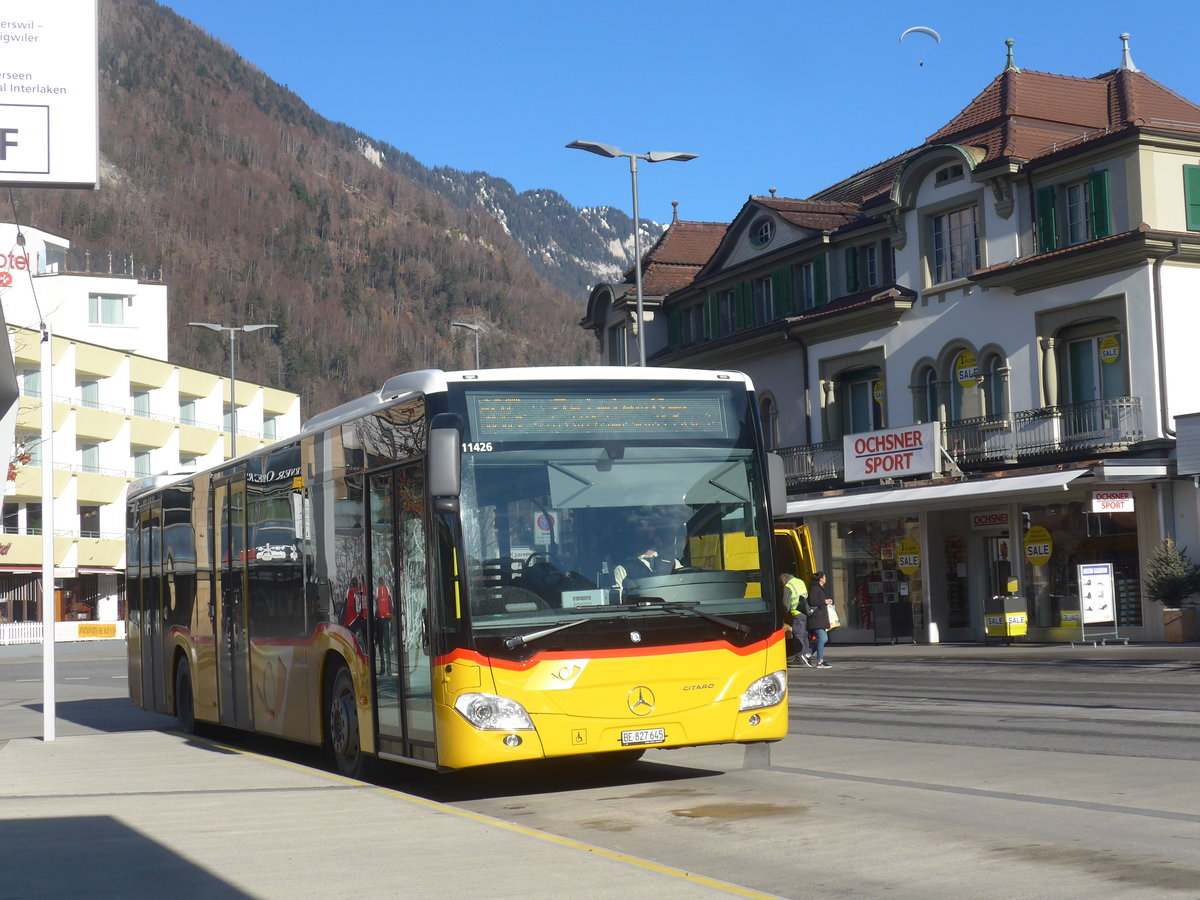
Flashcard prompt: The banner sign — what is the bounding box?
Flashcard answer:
[1091,490,1134,513]
[0,1,98,188]
[843,422,940,483]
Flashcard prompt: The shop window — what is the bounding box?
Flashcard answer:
[1020,500,1141,629]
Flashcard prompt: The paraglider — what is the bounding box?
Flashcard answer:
[900,26,941,66]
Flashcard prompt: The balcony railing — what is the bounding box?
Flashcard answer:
[778,439,843,487]
[779,396,1144,488]
[945,397,1143,465]
[38,247,163,282]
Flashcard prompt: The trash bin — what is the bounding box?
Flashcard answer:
[873,601,915,644]
[985,594,1028,643]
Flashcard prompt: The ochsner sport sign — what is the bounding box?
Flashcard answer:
[844,423,940,483]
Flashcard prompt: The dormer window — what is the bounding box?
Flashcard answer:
[750,217,775,248]
[935,164,964,185]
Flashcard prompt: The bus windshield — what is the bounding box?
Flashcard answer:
[451,382,775,635]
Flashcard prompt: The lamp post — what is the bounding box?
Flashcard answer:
[566,140,698,367]
[451,321,482,369]
[188,322,277,458]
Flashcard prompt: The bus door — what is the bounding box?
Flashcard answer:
[214,477,254,729]
[369,464,435,762]
[139,503,167,713]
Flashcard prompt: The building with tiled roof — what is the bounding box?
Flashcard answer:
[582,35,1200,644]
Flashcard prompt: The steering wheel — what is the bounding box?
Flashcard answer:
[523,552,552,570]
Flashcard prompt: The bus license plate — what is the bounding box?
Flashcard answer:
[621,728,666,746]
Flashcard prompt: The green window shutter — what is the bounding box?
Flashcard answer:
[844,247,860,293]
[1184,166,1200,232]
[705,293,718,338]
[733,282,749,331]
[813,253,828,305]
[1088,170,1111,239]
[1036,186,1059,252]
[772,266,794,317]
[667,310,682,350]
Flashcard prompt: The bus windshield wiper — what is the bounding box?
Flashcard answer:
[503,618,588,649]
[620,598,751,635]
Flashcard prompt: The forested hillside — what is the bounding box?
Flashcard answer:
[9,0,602,413]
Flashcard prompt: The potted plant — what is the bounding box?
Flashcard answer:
[1143,539,1200,641]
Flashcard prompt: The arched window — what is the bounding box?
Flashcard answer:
[948,348,983,422]
[922,367,938,423]
[759,394,780,449]
[982,354,1008,416]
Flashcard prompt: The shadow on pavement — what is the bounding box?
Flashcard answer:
[0,816,251,899]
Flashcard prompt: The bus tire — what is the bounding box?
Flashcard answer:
[175,662,196,735]
[326,663,363,779]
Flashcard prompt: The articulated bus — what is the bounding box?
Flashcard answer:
[127,367,790,775]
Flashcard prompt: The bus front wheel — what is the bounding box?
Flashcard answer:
[327,664,363,779]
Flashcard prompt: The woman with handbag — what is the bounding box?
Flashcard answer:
[807,571,834,669]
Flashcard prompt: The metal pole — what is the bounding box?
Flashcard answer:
[40,322,55,741]
[473,329,480,369]
[629,155,645,368]
[228,328,237,458]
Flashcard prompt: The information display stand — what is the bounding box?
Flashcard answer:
[1071,562,1129,646]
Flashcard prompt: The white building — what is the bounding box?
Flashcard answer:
[583,37,1200,642]
[0,223,300,636]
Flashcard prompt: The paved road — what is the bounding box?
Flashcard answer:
[5,641,1200,898]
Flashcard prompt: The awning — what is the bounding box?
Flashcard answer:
[786,469,1090,519]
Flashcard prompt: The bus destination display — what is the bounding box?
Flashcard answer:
[466,392,732,440]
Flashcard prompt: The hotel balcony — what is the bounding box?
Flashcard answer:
[778,396,1145,489]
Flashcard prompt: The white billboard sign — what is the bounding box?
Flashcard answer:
[1091,489,1134,513]
[843,422,940,483]
[0,1,98,188]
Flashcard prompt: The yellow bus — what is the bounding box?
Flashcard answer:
[127,367,789,775]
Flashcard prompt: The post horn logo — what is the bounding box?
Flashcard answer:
[627,686,655,716]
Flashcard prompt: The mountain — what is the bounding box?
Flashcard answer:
[380,154,665,298]
[7,0,657,413]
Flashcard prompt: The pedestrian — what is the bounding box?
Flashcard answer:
[779,572,812,667]
[807,571,833,669]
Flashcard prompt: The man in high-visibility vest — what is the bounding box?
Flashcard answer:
[779,572,812,667]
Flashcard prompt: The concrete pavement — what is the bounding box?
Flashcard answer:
[4,637,1200,899]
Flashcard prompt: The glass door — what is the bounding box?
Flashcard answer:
[214,477,253,729]
[369,464,434,760]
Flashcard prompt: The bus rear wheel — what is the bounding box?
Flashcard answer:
[175,663,196,734]
[327,664,363,779]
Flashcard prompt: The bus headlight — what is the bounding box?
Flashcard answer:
[739,671,787,711]
[454,693,535,731]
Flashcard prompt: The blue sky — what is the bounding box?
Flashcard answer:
[160,0,1197,227]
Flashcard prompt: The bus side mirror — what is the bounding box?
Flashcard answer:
[767,452,786,519]
[429,413,463,513]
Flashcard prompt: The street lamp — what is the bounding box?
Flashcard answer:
[451,321,482,369]
[188,322,277,458]
[566,140,698,367]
